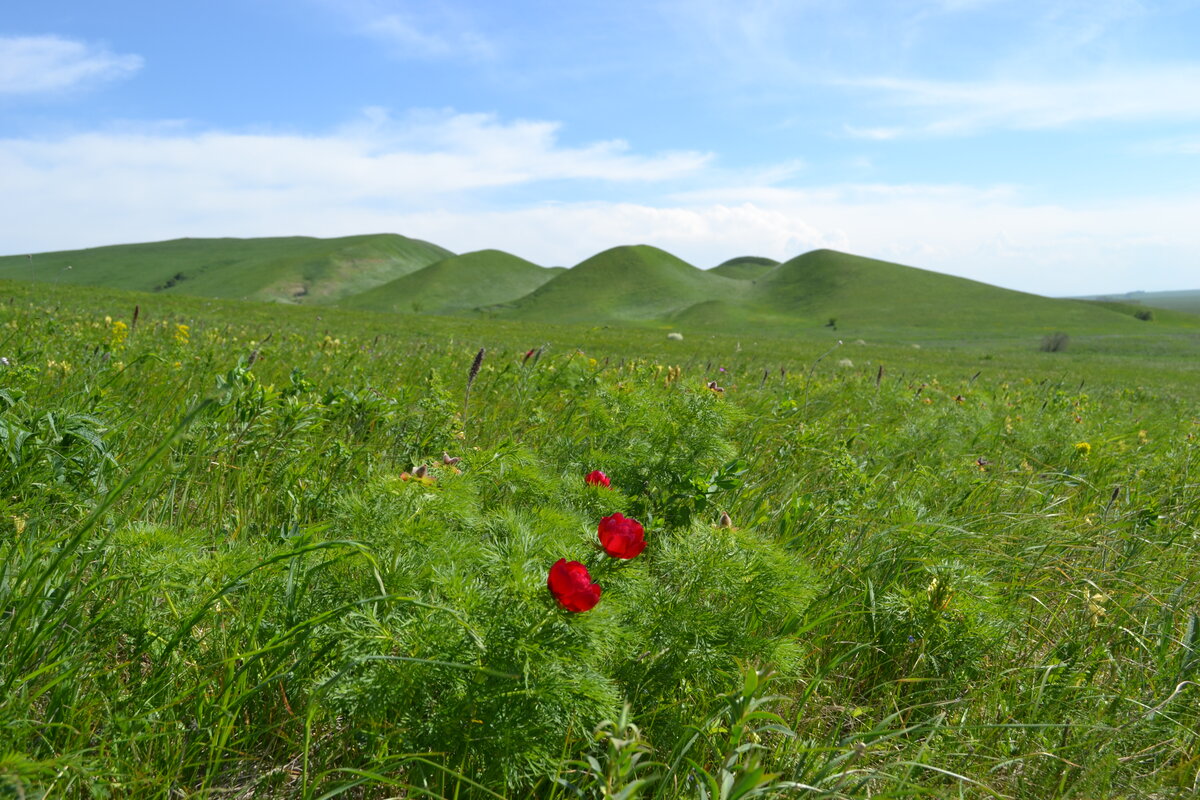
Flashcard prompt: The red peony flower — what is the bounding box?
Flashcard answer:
[547,559,602,612]
[597,512,646,559]
[585,470,611,488]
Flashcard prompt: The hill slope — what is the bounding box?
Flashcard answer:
[342,250,563,314]
[1080,289,1200,315]
[493,245,746,324]
[5,236,1188,339]
[0,234,453,304]
[710,256,779,280]
[735,249,1167,336]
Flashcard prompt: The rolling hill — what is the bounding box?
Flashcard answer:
[490,245,746,324]
[710,256,779,280]
[4,235,1193,340]
[1078,289,1200,316]
[739,249,1164,334]
[0,234,452,304]
[342,250,563,314]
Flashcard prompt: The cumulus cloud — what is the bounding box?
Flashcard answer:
[0,109,709,250]
[1,109,1196,296]
[0,110,710,209]
[0,35,142,94]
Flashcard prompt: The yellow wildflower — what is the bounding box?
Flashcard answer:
[1085,590,1108,625]
[109,319,129,349]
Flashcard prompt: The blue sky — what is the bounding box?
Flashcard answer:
[3,0,1200,295]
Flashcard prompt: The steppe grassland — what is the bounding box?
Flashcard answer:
[1,279,1198,798]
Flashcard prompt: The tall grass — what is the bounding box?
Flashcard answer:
[0,283,1197,797]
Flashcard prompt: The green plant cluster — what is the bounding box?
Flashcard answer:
[0,281,1198,798]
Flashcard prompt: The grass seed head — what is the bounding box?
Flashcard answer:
[468,347,485,388]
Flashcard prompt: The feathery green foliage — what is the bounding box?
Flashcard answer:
[0,276,1198,798]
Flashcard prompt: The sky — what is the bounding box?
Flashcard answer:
[3,0,1200,296]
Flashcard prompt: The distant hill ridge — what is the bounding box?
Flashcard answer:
[1075,289,1200,316]
[711,256,779,280]
[0,234,453,304]
[343,249,564,315]
[3,234,1196,336]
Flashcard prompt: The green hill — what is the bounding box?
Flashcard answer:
[0,234,453,304]
[493,245,746,324]
[710,256,779,280]
[1080,289,1200,316]
[342,249,563,314]
[6,235,1192,340]
[736,249,1174,336]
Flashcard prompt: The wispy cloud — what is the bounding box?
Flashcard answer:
[841,125,902,141]
[2,108,1196,294]
[0,109,710,251]
[844,67,1200,136]
[316,0,497,60]
[364,12,495,59]
[0,35,142,95]
[1,108,709,198]
[1139,135,1200,155]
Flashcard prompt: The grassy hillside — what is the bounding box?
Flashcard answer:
[0,234,453,304]
[342,249,563,314]
[7,236,1195,342]
[1082,288,1200,315]
[738,249,1189,338]
[495,246,1186,339]
[710,256,779,280]
[494,244,746,324]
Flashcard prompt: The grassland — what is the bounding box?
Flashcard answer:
[343,249,564,315]
[1,273,1199,799]
[1081,290,1200,316]
[0,234,453,304]
[7,236,1195,340]
[709,256,779,280]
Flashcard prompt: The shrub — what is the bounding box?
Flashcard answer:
[1040,331,1070,352]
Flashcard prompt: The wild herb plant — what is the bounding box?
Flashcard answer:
[0,280,1198,797]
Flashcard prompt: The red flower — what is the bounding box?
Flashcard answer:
[547,559,602,612]
[585,470,611,488]
[597,512,646,559]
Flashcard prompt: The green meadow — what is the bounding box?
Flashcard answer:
[6,235,1199,338]
[1,239,1199,798]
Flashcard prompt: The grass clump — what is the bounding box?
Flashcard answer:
[1,278,1198,797]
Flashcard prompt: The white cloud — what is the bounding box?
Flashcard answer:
[0,35,142,95]
[0,109,709,251]
[842,125,903,141]
[314,0,497,60]
[2,110,1197,295]
[364,12,495,59]
[844,66,1200,135]
[1140,136,1200,155]
[0,110,710,208]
